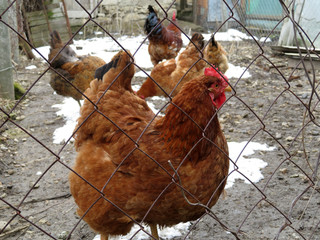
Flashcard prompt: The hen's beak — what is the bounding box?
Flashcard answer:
[224,85,232,92]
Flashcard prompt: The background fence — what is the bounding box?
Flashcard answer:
[0,0,320,239]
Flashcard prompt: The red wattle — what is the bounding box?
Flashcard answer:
[215,93,226,109]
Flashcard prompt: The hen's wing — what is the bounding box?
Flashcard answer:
[75,50,154,151]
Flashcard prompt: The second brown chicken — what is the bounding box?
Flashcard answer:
[137,32,229,99]
[48,30,106,105]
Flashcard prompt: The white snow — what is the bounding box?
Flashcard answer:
[225,63,251,79]
[131,84,140,92]
[135,70,151,78]
[147,101,161,116]
[93,222,191,240]
[33,46,50,61]
[52,98,82,144]
[204,29,253,42]
[33,35,153,69]
[180,29,253,46]
[25,65,37,70]
[226,141,276,189]
[260,37,272,43]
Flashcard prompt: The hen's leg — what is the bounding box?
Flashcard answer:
[100,235,108,240]
[150,224,159,240]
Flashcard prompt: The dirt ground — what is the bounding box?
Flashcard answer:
[0,39,320,240]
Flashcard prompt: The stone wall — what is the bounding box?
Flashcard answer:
[96,1,178,35]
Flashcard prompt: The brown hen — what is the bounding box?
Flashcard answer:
[48,30,106,105]
[137,32,230,99]
[204,34,229,74]
[69,50,230,240]
[137,32,205,99]
[145,5,182,66]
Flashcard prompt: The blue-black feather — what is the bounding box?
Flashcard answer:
[144,6,162,36]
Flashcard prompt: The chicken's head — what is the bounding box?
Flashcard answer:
[204,67,231,109]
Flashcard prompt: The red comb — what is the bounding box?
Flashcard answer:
[172,11,176,21]
[204,67,228,87]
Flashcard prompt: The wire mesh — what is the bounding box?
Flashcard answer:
[0,0,320,239]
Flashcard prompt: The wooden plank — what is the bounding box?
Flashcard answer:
[46,3,60,11]
[30,29,68,39]
[28,19,47,27]
[29,17,66,28]
[271,45,320,54]
[26,10,45,18]
[30,24,65,34]
[26,14,45,21]
[25,1,71,47]
[50,13,65,19]
[26,15,65,25]
[30,21,67,34]
[287,57,320,70]
[30,24,69,39]
[51,8,63,14]
[31,30,70,48]
[284,52,320,61]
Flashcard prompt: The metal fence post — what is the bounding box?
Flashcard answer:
[0,0,14,100]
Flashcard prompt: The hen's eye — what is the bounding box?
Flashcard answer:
[215,84,219,88]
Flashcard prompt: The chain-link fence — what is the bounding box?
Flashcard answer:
[0,0,319,239]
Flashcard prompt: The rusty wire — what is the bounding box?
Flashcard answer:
[0,0,320,239]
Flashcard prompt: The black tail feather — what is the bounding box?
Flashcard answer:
[148,5,155,13]
[144,5,162,35]
[211,34,217,47]
[94,55,120,81]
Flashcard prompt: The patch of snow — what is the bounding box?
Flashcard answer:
[260,37,272,43]
[93,222,191,240]
[25,65,37,70]
[52,98,81,144]
[135,71,151,78]
[204,29,253,42]
[132,84,140,92]
[225,63,251,79]
[226,141,276,189]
